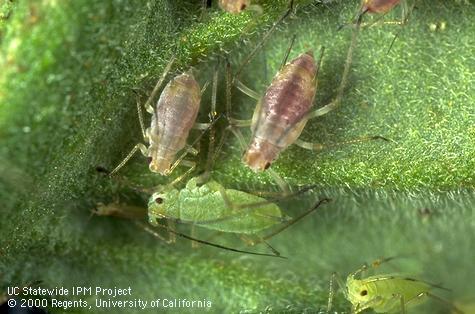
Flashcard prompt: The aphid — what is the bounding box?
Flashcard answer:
[355,0,411,25]
[109,57,211,178]
[218,0,252,14]
[326,257,464,314]
[346,0,415,53]
[224,34,382,175]
[361,0,401,15]
[148,177,329,249]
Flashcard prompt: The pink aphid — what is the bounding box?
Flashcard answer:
[219,0,251,14]
[109,63,203,178]
[244,51,317,172]
[361,0,401,14]
[148,72,201,175]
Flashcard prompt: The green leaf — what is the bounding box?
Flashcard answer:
[1,0,473,313]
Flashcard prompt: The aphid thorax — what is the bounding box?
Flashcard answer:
[244,51,317,172]
[148,71,201,175]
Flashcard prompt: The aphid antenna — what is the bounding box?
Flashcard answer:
[143,56,177,114]
[137,221,286,258]
[386,1,417,54]
[279,34,296,70]
[260,198,331,242]
[312,45,326,95]
[233,0,295,82]
[200,67,221,183]
[337,4,368,31]
[301,23,359,122]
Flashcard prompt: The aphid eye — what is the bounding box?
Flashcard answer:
[147,157,153,164]
[155,197,164,204]
[240,4,247,11]
[360,290,368,296]
[264,162,271,170]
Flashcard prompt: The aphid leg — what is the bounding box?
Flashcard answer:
[190,225,199,248]
[405,292,464,314]
[213,60,252,160]
[297,40,389,152]
[306,24,359,121]
[109,143,149,176]
[135,221,175,244]
[398,294,407,314]
[267,168,291,196]
[386,0,416,53]
[293,135,389,152]
[146,220,285,258]
[352,296,384,314]
[202,67,220,183]
[279,34,296,71]
[168,111,222,181]
[168,160,196,186]
[235,79,261,101]
[143,56,176,114]
[234,0,295,81]
[326,272,347,313]
[167,220,177,244]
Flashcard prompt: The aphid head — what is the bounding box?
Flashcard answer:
[290,51,316,72]
[346,277,371,309]
[148,157,172,175]
[243,139,280,172]
[173,71,200,90]
[147,188,179,225]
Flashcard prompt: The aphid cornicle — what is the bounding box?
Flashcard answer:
[109,58,210,177]
[326,258,464,314]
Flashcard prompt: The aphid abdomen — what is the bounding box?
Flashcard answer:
[219,0,251,14]
[179,180,283,234]
[362,0,400,14]
[244,52,317,171]
[149,73,201,174]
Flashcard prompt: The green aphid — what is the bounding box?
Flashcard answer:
[148,176,285,234]
[327,258,464,314]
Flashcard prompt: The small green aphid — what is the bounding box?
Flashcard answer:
[148,176,329,253]
[327,257,463,314]
[151,177,282,233]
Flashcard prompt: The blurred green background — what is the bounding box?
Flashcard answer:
[0,0,474,313]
